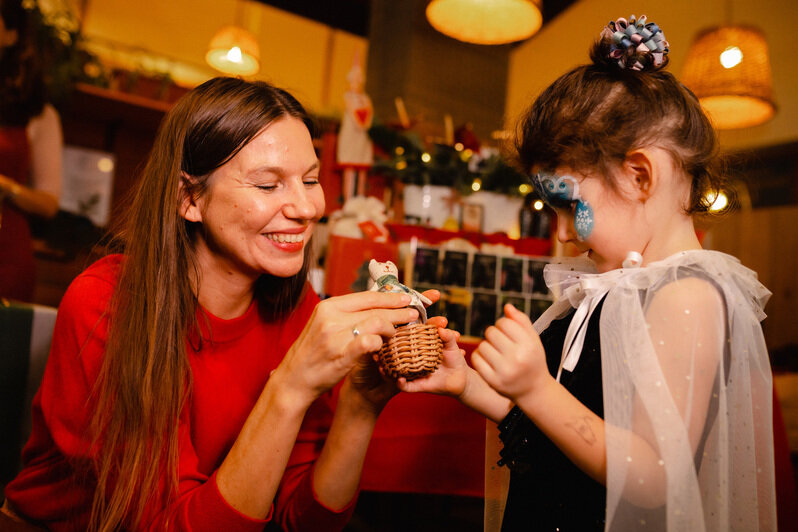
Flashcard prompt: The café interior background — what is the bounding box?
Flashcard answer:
[32,0,798,467]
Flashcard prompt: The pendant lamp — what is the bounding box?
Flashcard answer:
[426,0,543,45]
[206,3,260,76]
[680,25,776,129]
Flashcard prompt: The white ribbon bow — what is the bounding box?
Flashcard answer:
[554,252,643,382]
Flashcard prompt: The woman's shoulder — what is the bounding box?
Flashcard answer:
[59,254,124,315]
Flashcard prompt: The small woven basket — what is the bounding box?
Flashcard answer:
[378,323,443,380]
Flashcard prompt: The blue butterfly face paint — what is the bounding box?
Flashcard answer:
[531,172,594,241]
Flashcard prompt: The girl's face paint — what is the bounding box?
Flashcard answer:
[532,172,594,241]
[573,201,594,240]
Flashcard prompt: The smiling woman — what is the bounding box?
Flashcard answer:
[1,77,446,532]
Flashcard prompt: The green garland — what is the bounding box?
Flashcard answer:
[24,0,109,109]
[368,123,530,197]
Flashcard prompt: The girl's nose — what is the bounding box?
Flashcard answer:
[556,212,574,244]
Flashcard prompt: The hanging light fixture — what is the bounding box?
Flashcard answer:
[680,25,776,129]
[426,0,543,45]
[206,2,260,76]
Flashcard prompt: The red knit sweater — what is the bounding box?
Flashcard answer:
[4,255,355,531]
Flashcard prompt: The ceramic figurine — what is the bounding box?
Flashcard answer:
[368,259,431,323]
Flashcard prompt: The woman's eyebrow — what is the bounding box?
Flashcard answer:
[246,160,319,178]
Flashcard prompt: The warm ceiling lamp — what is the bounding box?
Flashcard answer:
[206,25,260,76]
[426,0,543,45]
[680,26,776,129]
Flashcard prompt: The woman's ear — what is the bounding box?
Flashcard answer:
[179,173,202,222]
[623,150,656,202]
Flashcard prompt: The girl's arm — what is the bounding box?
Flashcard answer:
[475,288,722,509]
[398,325,513,423]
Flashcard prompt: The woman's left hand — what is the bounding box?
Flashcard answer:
[471,303,553,404]
[344,290,443,413]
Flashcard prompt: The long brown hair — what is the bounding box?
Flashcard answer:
[515,34,725,214]
[89,77,314,531]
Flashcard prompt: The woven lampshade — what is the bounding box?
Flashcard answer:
[680,26,775,129]
[426,0,542,45]
[206,26,260,76]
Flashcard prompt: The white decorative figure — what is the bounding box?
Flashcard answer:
[368,259,431,323]
[336,51,373,199]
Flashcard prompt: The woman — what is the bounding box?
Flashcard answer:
[2,77,441,531]
[0,0,63,302]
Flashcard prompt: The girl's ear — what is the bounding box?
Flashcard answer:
[179,173,203,222]
[623,150,656,202]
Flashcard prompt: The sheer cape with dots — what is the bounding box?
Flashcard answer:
[501,250,775,532]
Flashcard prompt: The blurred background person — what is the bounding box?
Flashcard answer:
[0,0,62,302]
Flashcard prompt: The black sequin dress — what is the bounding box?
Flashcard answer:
[498,298,606,532]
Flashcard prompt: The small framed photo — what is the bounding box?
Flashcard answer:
[527,260,549,295]
[413,247,440,285]
[500,294,527,314]
[529,298,552,322]
[469,293,498,338]
[441,250,469,287]
[500,257,524,293]
[471,253,498,290]
[439,287,471,335]
[461,203,484,233]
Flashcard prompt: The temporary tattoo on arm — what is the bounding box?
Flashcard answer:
[565,416,597,445]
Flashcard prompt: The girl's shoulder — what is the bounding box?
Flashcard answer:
[640,250,771,319]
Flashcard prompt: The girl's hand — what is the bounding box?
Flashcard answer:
[345,290,444,413]
[471,304,553,404]
[397,323,469,398]
[272,291,420,407]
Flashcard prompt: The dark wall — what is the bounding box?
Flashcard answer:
[366,0,511,142]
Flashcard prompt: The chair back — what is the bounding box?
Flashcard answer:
[0,300,57,492]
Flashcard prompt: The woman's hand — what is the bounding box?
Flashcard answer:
[271,290,420,407]
[470,304,553,404]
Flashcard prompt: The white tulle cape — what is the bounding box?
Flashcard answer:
[486,250,776,532]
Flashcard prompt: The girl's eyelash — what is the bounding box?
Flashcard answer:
[256,184,277,191]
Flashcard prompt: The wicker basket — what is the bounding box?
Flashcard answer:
[378,323,443,380]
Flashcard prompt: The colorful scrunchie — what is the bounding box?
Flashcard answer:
[599,14,669,71]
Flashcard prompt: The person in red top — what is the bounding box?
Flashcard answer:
[2,76,449,531]
[0,0,62,302]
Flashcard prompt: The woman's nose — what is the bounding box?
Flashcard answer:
[283,182,318,220]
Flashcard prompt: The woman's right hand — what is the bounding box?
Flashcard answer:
[271,291,420,406]
[396,327,470,398]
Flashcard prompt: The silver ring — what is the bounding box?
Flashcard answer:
[352,326,360,337]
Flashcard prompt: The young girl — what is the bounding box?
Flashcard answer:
[402,15,776,532]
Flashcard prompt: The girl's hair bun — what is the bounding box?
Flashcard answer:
[590,15,669,72]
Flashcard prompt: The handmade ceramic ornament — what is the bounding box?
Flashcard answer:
[366,259,442,379]
[368,259,432,323]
